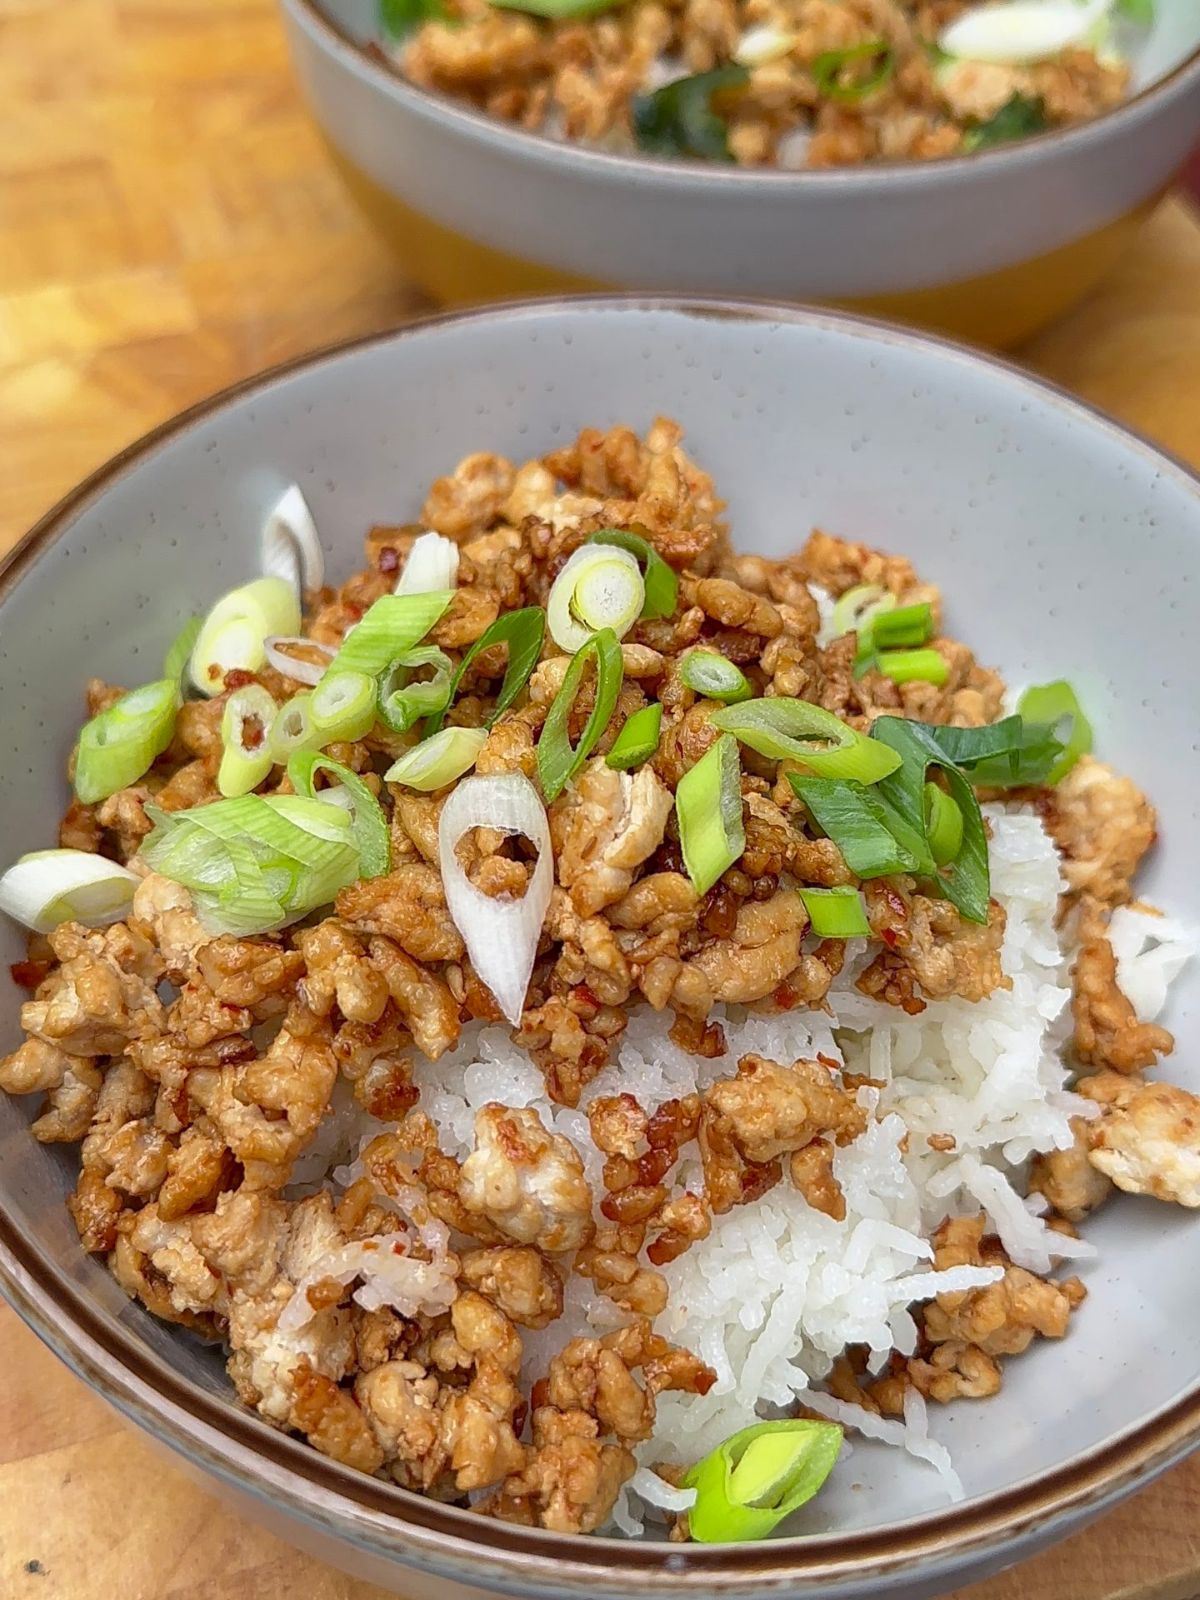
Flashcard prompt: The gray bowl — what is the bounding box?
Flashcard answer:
[3,298,1199,1600]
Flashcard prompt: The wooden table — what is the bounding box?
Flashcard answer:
[3,2,1200,1596]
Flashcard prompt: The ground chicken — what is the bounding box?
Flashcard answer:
[1077,1072,1200,1207]
[1043,757,1157,908]
[458,1105,594,1252]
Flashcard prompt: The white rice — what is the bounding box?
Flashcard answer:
[310,807,1190,1529]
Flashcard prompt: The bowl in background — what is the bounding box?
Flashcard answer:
[278,0,1200,346]
[2,298,1200,1599]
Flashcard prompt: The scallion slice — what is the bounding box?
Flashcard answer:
[711,697,901,784]
[921,713,1068,789]
[876,648,948,687]
[426,606,545,737]
[264,635,335,688]
[586,528,679,620]
[1016,680,1092,785]
[310,670,378,745]
[0,850,141,934]
[218,683,277,798]
[797,885,870,939]
[682,1419,842,1544]
[677,732,744,895]
[189,577,301,696]
[385,726,488,792]
[325,591,453,680]
[605,703,663,771]
[394,530,460,597]
[287,750,390,878]
[632,64,749,161]
[547,543,644,654]
[924,780,964,866]
[831,584,895,639]
[787,773,920,879]
[268,693,318,762]
[378,645,455,734]
[680,650,752,703]
[536,627,624,803]
[812,39,895,103]
[74,679,179,804]
[872,602,934,651]
[163,617,202,688]
[260,484,324,597]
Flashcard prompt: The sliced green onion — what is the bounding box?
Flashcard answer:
[812,39,895,103]
[426,606,545,737]
[924,781,964,867]
[871,716,990,922]
[677,733,744,896]
[268,693,318,762]
[380,0,448,41]
[586,529,679,621]
[536,627,625,803]
[605,703,663,771]
[325,591,452,680]
[287,750,390,878]
[261,484,324,596]
[264,635,334,687]
[1116,0,1153,22]
[218,683,277,798]
[682,1419,842,1544]
[711,697,901,784]
[798,885,870,939]
[0,850,141,934]
[310,670,378,745]
[925,715,1065,789]
[876,649,948,687]
[74,679,178,804]
[163,617,202,688]
[142,793,359,935]
[378,646,454,734]
[394,530,459,596]
[547,543,644,654]
[680,650,752,704]
[1016,681,1092,785]
[788,774,921,879]
[962,92,1048,152]
[632,64,749,162]
[489,0,623,20]
[190,577,301,697]
[385,726,488,792]
[832,584,895,639]
[872,603,933,651]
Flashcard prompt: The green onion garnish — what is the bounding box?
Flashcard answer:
[537,627,624,803]
[924,780,964,867]
[920,713,1070,789]
[142,792,361,936]
[287,750,390,878]
[189,577,300,697]
[268,692,317,762]
[682,1419,842,1544]
[547,543,644,653]
[680,649,752,704]
[605,703,663,771]
[489,0,625,18]
[325,591,452,680]
[677,732,744,895]
[788,773,920,879]
[385,726,488,792]
[378,646,454,734]
[74,679,179,805]
[798,885,870,939]
[632,65,749,162]
[309,670,378,746]
[962,93,1048,153]
[1015,680,1092,785]
[163,616,202,688]
[875,648,948,687]
[426,606,545,737]
[811,39,895,104]
[1116,0,1154,21]
[711,697,901,784]
[586,529,679,620]
[379,0,449,41]
[218,683,277,798]
[831,583,895,640]
[0,849,141,934]
[853,601,934,676]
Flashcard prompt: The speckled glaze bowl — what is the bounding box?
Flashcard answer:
[278,0,1200,346]
[2,299,1200,1599]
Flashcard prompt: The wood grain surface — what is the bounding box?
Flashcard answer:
[2,3,1200,1597]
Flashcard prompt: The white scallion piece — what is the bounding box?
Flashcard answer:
[547,542,645,654]
[940,0,1112,65]
[437,773,552,1026]
[264,635,335,688]
[0,850,141,933]
[395,530,460,596]
[261,484,325,596]
[734,24,796,65]
[189,577,301,697]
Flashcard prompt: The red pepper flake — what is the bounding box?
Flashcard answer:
[224,668,257,691]
[10,959,50,989]
[772,981,799,1010]
[378,547,400,574]
[391,1240,408,1256]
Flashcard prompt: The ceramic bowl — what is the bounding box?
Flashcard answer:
[277,0,1200,346]
[3,298,1200,1600]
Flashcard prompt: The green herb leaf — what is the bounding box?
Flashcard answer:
[426,606,545,736]
[962,93,1048,152]
[812,39,896,104]
[920,712,1070,789]
[632,65,749,162]
[1014,680,1092,785]
[787,773,921,879]
[380,0,448,39]
[537,627,624,802]
[587,528,679,619]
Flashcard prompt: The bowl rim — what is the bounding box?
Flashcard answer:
[4,293,1200,1593]
[281,0,1200,189]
